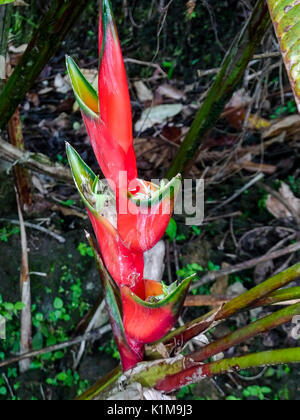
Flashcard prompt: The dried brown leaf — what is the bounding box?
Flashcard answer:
[266,182,300,219]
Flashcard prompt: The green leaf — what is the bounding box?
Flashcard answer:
[165,218,177,241]
[53,297,64,310]
[3,302,14,312]
[14,302,25,311]
[0,386,7,396]
[267,1,300,112]
[57,372,68,382]
[0,1,15,4]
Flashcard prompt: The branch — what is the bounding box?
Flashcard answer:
[184,287,300,307]
[191,241,300,290]
[0,325,111,370]
[0,136,73,184]
[0,0,89,129]
[190,302,300,363]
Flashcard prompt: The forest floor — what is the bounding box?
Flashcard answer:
[0,0,300,400]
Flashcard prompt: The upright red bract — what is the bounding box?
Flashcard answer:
[66,0,191,372]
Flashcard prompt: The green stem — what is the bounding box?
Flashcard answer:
[166,0,271,178]
[155,348,300,393]
[157,262,300,352]
[80,346,300,398]
[191,302,300,363]
[0,0,89,129]
[254,287,300,307]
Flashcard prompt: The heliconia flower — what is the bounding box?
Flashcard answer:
[117,175,182,253]
[121,276,193,344]
[144,279,164,299]
[66,143,145,299]
[66,0,137,192]
[66,0,192,373]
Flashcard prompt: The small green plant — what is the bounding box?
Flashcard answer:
[162,60,176,79]
[0,294,24,321]
[242,385,272,400]
[270,100,297,119]
[78,242,94,258]
[99,338,120,361]
[0,226,20,243]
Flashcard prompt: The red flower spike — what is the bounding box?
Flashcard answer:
[117,176,182,253]
[88,233,144,371]
[98,0,134,157]
[121,276,193,344]
[66,2,138,192]
[66,143,145,299]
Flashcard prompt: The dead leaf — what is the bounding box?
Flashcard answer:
[262,115,300,139]
[38,87,53,95]
[156,83,186,101]
[254,260,274,285]
[135,104,183,132]
[51,204,87,220]
[211,263,229,296]
[161,125,182,143]
[186,0,196,18]
[224,89,270,131]
[236,160,276,174]
[266,182,300,219]
[54,73,72,94]
[134,80,153,102]
[14,0,29,5]
[9,44,28,54]
[26,92,40,107]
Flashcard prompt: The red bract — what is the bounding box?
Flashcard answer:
[122,276,192,344]
[117,176,181,253]
[88,211,145,299]
[66,144,145,299]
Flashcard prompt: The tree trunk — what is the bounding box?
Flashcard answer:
[0,0,89,129]
[0,4,12,91]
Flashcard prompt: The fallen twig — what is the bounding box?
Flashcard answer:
[0,218,66,244]
[211,172,265,213]
[197,52,281,78]
[0,136,73,184]
[0,325,111,370]
[192,241,300,290]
